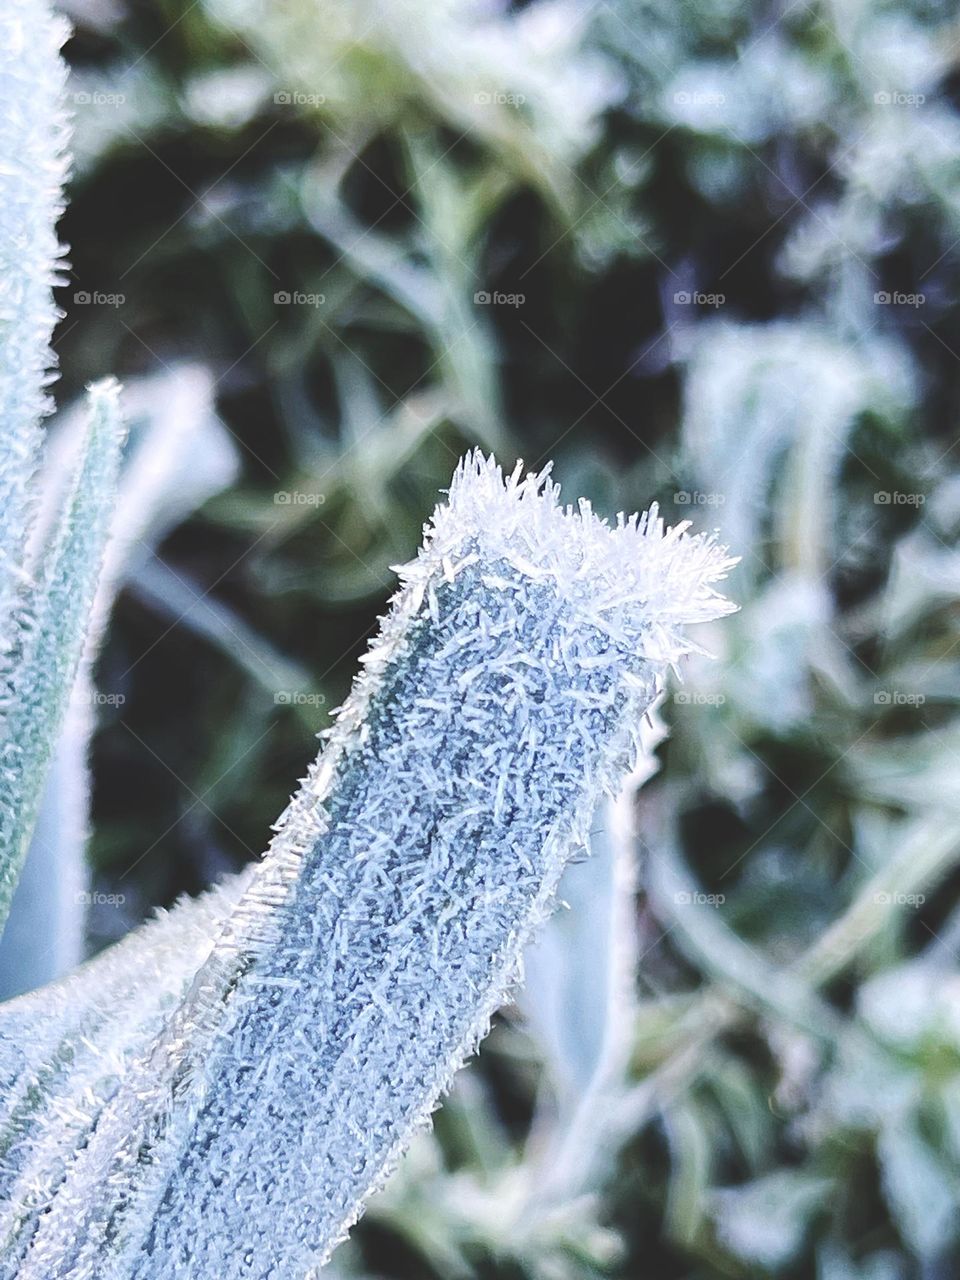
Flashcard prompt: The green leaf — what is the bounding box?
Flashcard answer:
[0,0,69,652]
[0,365,240,997]
[0,380,126,931]
[0,455,735,1278]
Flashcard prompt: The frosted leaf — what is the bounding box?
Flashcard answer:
[679,321,914,579]
[0,366,240,997]
[0,382,127,928]
[3,453,736,1279]
[522,735,663,1205]
[0,0,70,653]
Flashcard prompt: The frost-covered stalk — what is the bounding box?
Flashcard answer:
[0,4,130,932]
[0,382,126,923]
[0,366,240,998]
[0,1,69,646]
[5,456,735,1280]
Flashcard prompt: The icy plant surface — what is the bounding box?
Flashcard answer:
[0,0,69,647]
[2,455,734,1280]
[0,382,125,927]
[0,0,126,939]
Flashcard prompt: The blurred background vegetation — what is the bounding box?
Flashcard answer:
[16,0,960,1274]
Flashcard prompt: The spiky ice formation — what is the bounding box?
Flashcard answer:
[7,455,736,1280]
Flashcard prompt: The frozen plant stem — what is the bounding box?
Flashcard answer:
[7,455,736,1280]
[0,381,126,925]
[0,0,69,648]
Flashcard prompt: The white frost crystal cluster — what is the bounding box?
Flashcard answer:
[1,455,735,1279]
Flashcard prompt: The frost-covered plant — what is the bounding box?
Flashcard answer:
[0,0,69,643]
[0,1,125,927]
[1,457,735,1277]
[41,0,960,1273]
[0,381,124,914]
[0,6,741,1277]
[0,365,239,998]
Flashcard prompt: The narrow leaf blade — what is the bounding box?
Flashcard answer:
[0,380,126,929]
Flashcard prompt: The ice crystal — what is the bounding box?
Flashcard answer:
[2,454,735,1279]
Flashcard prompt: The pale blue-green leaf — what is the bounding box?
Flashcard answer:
[679,322,914,580]
[1,455,735,1279]
[523,756,656,1107]
[881,529,960,646]
[0,706,88,999]
[0,381,126,931]
[819,1027,920,1132]
[857,959,960,1056]
[0,0,69,652]
[0,367,240,996]
[521,722,663,1204]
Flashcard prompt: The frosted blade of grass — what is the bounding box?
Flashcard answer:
[523,728,665,1207]
[0,878,249,1142]
[0,380,126,929]
[22,365,239,640]
[0,876,252,1261]
[8,454,735,1280]
[0,367,240,997]
[0,1,70,650]
[679,322,914,581]
[795,815,960,989]
[524,717,663,1112]
[0,711,88,999]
